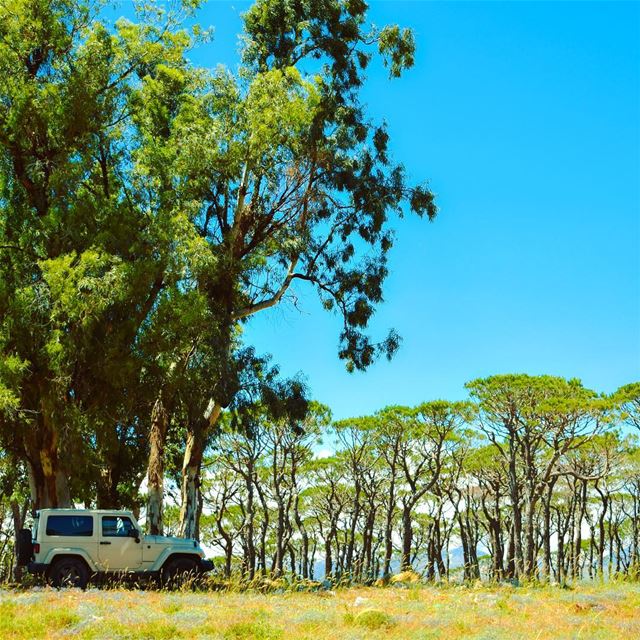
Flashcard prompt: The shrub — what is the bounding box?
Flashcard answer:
[353,608,394,630]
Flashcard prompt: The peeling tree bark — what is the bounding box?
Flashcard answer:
[24,404,71,509]
[179,402,222,540]
[146,394,169,535]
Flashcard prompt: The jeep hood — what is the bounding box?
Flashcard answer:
[143,534,197,546]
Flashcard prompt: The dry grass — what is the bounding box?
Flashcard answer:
[0,582,639,639]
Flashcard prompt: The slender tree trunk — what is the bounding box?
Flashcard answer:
[596,487,608,578]
[401,502,413,571]
[273,498,286,577]
[465,499,481,580]
[345,484,360,577]
[508,444,524,579]
[542,491,553,581]
[383,463,397,579]
[256,482,269,575]
[523,495,537,579]
[310,539,317,580]
[540,479,557,581]
[243,467,256,579]
[293,494,309,579]
[572,481,587,580]
[324,531,334,580]
[11,500,27,582]
[556,511,565,584]
[506,522,516,579]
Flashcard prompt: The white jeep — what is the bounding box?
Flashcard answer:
[16,508,213,588]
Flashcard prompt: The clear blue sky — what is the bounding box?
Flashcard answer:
[116,1,640,419]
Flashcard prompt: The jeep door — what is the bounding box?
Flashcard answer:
[98,515,142,572]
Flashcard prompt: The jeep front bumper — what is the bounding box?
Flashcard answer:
[199,559,214,573]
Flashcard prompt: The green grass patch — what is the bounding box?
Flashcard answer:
[0,600,80,639]
[223,621,284,640]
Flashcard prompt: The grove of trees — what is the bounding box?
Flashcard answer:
[0,0,432,544]
[153,375,638,585]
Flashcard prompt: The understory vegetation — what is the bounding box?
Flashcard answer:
[1,582,639,639]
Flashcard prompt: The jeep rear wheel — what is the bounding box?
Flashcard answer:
[162,557,198,588]
[48,558,89,589]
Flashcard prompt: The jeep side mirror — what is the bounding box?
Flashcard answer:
[128,528,141,543]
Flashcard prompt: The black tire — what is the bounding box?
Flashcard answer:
[16,529,33,567]
[48,557,89,589]
[161,557,198,589]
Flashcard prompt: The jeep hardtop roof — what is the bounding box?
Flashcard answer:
[36,508,135,514]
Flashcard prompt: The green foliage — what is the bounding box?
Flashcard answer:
[0,355,26,415]
[612,381,640,431]
[0,0,436,511]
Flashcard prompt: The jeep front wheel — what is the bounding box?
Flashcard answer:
[48,558,89,589]
[161,557,198,588]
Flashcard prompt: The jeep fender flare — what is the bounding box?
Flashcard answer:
[155,550,201,572]
[41,549,98,573]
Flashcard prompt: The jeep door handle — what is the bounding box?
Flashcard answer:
[100,541,111,545]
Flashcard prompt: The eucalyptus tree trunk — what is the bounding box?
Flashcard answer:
[146,395,169,535]
[23,394,71,510]
[26,451,71,510]
[178,427,204,540]
[25,430,71,509]
[179,402,222,540]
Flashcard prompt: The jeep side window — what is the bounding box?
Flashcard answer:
[46,515,93,536]
[102,516,135,537]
